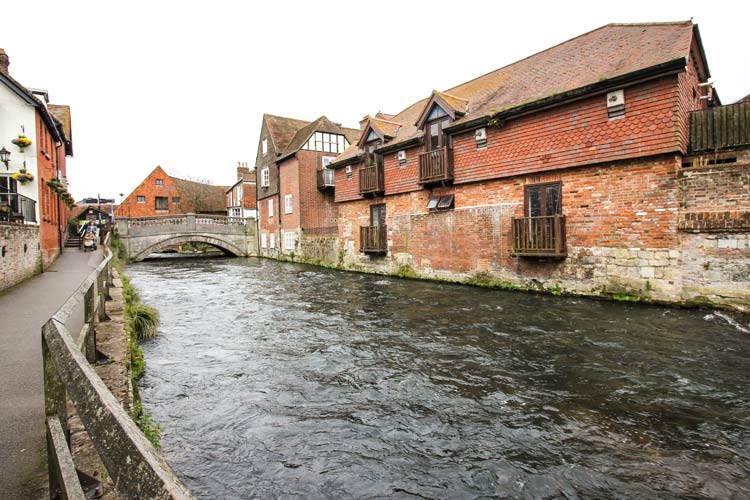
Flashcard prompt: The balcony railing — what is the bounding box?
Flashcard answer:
[359,165,384,195]
[360,225,387,253]
[511,215,566,257]
[317,168,335,189]
[419,147,453,184]
[0,192,37,223]
[689,102,750,153]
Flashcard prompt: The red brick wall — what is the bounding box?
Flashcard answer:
[242,182,257,210]
[340,154,680,281]
[115,166,185,218]
[296,150,338,231]
[36,112,61,266]
[334,162,361,203]
[279,157,301,231]
[258,194,279,254]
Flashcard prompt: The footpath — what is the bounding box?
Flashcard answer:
[0,247,103,500]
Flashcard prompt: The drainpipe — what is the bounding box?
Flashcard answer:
[55,143,63,255]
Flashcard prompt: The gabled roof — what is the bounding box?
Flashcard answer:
[264,114,310,154]
[736,94,750,104]
[0,69,64,144]
[356,115,402,148]
[48,104,73,156]
[415,90,469,128]
[332,21,703,165]
[276,115,360,162]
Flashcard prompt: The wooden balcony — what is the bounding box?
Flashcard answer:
[360,225,387,254]
[419,147,453,184]
[317,168,335,190]
[511,215,566,258]
[359,165,384,195]
[689,102,750,153]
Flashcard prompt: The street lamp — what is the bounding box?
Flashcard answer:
[0,147,10,170]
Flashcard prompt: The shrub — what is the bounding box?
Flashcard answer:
[129,303,160,340]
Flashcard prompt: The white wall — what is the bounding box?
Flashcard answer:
[0,82,39,222]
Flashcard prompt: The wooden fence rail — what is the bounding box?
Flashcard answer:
[43,233,197,500]
[689,102,750,153]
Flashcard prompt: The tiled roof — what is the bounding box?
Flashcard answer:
[48,104,73,155]
[277,116,361,161]
[333,21,698,163]
[736,94,750,104]
[172,177,229,213]
[264,114,310,154]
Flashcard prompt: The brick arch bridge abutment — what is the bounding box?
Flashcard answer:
[115,214,258,262]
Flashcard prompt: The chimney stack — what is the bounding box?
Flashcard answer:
[359,115,371,131]
[0,49,9,75]
[237,161,251,180]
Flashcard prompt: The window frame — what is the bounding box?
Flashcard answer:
[524,181,562,217]
[172,196,180,205]
[261,233,267,249]
[284,194,293,214]
[269,232,275,248]
[155,179,164,187]
[268,198,274,218]
[262,138,268,156]
[136,195,146,204]
[284,231,295,251]
[155,196,168,211]
[260,167,270,188]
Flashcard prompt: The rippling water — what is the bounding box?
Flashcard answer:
[128,257,750,499]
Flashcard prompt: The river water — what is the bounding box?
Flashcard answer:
[128,257,750,499]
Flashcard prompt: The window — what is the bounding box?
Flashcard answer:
[284,194,293,214]
[284,231,295,250]
[261,233,267,249]
[269,233,275,248]
[345,165,353,180]
[155,196,168,211]
[525,182,562,217]
[427,194,455,211]
[172,196,180,204]
[425,105,452,152]
[231,207,241,217]
[268,198,274,218]
[322,156,336,168]
[155,179,164,186]
[262,138,268,155]
[303,132,350,153]
[371,204,386,227]
[261,167,270,187]
[365,137,383,169]
[136,195,145,203]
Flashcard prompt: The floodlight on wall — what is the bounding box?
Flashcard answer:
[0,147,10,170]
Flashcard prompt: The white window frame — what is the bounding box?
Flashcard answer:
[260,167,270,188]
[269,233,275,249]
[268,198,274,218]
[136,195,145,204]
[322,156,336,168]
[284,194,293,214]
[262,138,268,156]
[284,231,295,251]
[261,233,267,249]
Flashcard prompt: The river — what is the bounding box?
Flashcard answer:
[127,257,750,499]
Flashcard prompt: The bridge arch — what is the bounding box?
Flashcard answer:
[131,234,246,262]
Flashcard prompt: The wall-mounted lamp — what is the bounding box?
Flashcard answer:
[0,147,10,170]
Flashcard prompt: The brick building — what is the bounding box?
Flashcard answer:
[226,162,257,219]
[115,166,227,218]
[274,116,359,259]
[0,48,74,277]
[326,21,750,310]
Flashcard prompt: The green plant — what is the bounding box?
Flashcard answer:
[645,280,654,292]
[136,412,163,449]
[395,263,419,279]
[703,262,711,270]
[129,303,160,340]
[613,293,641,303]
[130,335,145,380]
[548,283,563,296]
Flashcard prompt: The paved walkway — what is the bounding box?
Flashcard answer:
[0,247,103,500]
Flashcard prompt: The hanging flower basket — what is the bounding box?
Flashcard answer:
[0,204,9,213]
[11,135,32,151]
[47,178,63,192]
[12,168,34,184]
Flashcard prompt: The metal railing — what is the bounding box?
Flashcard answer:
[317,168,335,189]
[359,165,384,195]
[689,102,750,153]
[418,147,453,184]
[0,191,37,223]
[42,234,197,499]
[511,215,567,257]
[360,225,387,253]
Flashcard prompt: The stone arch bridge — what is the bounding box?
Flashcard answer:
[115,214,257,261]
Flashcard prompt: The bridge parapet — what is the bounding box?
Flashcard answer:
[117,214,249,237]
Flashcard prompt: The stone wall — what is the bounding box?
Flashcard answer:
[0,224,41,292]
[299,232,339,265]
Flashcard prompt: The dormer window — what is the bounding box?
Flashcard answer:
[365,135,383,168]
[425,104,452,153]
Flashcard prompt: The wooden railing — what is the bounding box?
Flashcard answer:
[360,225,387,253]
[419,147,453,184]
[359,165,384,195]
[42,234,197,500]
[511,215,567,257]
[689,102,750,153]
[317,168,335,189]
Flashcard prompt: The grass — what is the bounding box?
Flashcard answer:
[129,303,160,340]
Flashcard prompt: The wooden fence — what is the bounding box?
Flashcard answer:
[689,102,750,153]
[42,234,197,499]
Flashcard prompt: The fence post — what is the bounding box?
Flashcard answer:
[84,284,97,364]
[42,321,69,498]
[97,270,109,322]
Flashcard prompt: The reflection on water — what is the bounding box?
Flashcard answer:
[129,257,750,499]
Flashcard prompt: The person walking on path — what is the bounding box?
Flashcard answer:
[0,247,103,500]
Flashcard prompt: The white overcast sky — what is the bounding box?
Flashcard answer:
[2,1,748,201]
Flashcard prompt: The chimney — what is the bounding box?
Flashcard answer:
[359,115,371,131]
[0,49,9,75]
[237,161,250,180]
